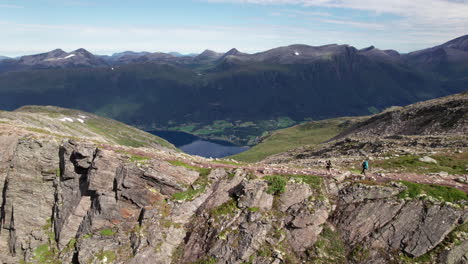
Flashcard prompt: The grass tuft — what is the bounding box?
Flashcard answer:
[265,175,287,195]
[99,228,116,236]
[170,160,212,201]
[397,181,467,202]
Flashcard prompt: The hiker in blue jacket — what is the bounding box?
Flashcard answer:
[361,160,369,175]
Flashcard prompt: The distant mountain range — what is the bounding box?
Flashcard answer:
[0,35,467,144]
[2,35,467,71]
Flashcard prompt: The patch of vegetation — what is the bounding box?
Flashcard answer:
[257,243,274,257]
[160,219,182,229]
[32,244,58,263]
[289,174,323,194]
[247,207,259,212]
[190,256,217,264]
[95,249,117,263]
[231,117,361,162]
[210,198,239,217]
[171,243,186,264]
[32,218,60,264]
[33,244,60,264]
[227,172,236,179]
[265,175,287,195]
[171,187,204,201]
[170,160,212,201]
[241,255,255,264]
[349,245,370,263]
[265,174,324,198]
[116,149,152,163]
[82,233,93,239]
[308,225,346,264]
[276,240,302,264]
[168,160,211,177]
[100,228,116,236]
[128,154,151,163]
[374,153,467,175]
[398,252,433,263]
[397,181,467,202]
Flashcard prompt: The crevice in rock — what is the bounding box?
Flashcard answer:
[137,208,145,226]
[71,250,80,264]
[8,205,15,255]
[0,176,9,231]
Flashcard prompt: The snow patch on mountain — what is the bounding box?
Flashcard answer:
[59,117,74,122]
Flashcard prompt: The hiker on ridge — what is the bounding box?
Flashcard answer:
[326,160,332,175]
[361,160,369,175]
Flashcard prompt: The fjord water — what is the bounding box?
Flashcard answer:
[149,130,249,158]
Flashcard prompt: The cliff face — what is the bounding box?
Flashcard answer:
[0,135,466,264]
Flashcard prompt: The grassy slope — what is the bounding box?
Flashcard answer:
[373,153,468,175]
[0,105,176,149]
[231,116,364,162]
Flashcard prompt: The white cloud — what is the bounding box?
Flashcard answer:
[310,18,385,30]
[206,0,468,50]
[207,0,468,32]
[281,9,332,17]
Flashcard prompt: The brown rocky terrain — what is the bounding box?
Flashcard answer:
[0,102,467,264]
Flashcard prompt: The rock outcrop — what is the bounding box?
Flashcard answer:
[0,135,466,263]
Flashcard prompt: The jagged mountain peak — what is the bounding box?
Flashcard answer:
[197,49,222,59]
[49,48,67,54]
[72,48,94,56]
[224,48,241,56]
[360,45,375,52]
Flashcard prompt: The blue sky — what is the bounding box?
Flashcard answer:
[0,0,467,56]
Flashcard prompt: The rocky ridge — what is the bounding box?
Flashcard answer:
[0,108,467,263]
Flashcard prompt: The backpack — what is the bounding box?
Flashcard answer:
[363,161,369,169]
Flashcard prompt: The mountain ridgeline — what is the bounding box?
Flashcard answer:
[1,35,468,144]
